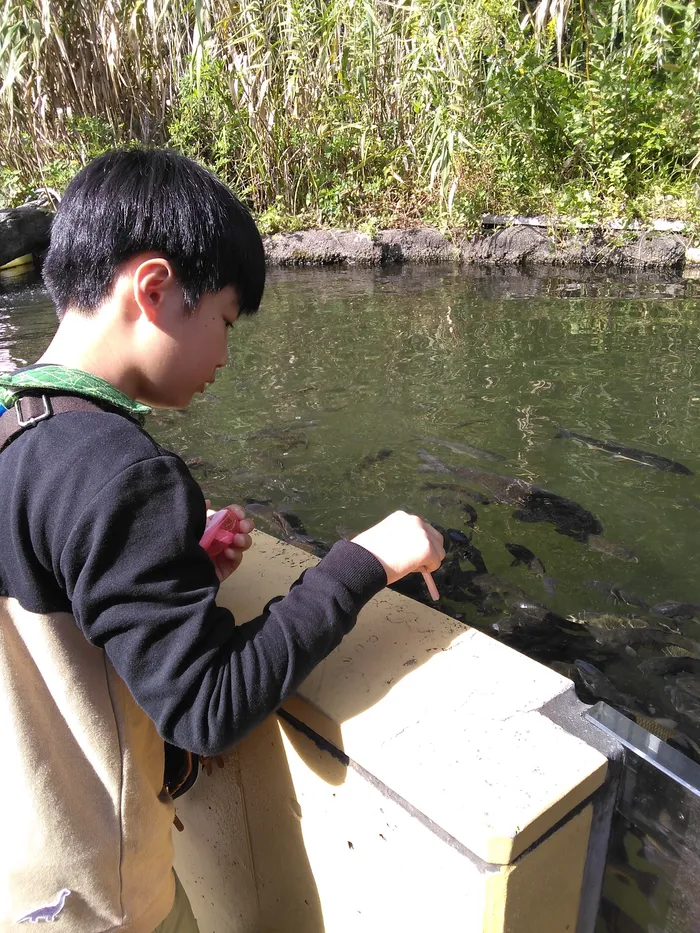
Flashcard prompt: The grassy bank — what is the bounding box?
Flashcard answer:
[1,0,699,237]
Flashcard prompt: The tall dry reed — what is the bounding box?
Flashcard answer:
[1,0,698,222]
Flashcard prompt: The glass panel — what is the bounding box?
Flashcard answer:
[587,702,700,933]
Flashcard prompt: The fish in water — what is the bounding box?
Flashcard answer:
[465,491,492,505]
[425,494,458,510]
[611,587,647,609]
[446,528,487,574]
[183,456,260,480]
[570,610,649,631]
[417,448,602,542]
[419,436,505,463]
[421,482,492,505]
[573,660,638,708]
[651,601,700,620]
[586,536,638,563]
[244,502,299,536]
[347,448,393,475]
[471,574,560,623]
[583,580,649,609]
[275,432,310,453]
[638,656,700,677]
[244,503,329,556]
[505,543,545,576]
[675,674,700,700]
[425,493,478,527]
[505,543,557,593]
[584,580,615,597]
[184,456,222,474]
[593,625,700,655]
[555,426,693,475]
[493,609,601,663]
[664,684,700,724]
[461,503,478,527]
[435,551,479,601]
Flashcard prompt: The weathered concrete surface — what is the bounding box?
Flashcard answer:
[0,205,52,268]
[263,224,688,269]
[174,530,615,933]
[376,226,459,263]
[2,205,690,270]
[262,229,382,266]
[462,225,686,269]
[461,225,556,265]
[555,230,687,269]
[262,227,457,267]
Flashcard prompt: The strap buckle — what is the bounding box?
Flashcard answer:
[15,394,52,428]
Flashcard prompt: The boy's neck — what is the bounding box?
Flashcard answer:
[38,304,141,401]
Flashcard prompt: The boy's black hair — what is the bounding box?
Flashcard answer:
[43,148,265,317]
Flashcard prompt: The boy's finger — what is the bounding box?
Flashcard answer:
[426,522,446,553]
[221,550,244,574]
[215,552,242,581]
[237,518,254,534]
[227,504,248,520]
[421,549,444,573]
[232,533,253,550]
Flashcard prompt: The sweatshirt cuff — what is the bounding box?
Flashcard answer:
[316,539,387,600]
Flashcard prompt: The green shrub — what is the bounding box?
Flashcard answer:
[1,0,698,231]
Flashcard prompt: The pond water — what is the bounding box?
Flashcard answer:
[3,263,700,931]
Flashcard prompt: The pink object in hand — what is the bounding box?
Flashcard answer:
[200,508,239,558]
[422,571,440,601]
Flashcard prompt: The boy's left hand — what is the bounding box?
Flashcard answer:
[204,501,254,582]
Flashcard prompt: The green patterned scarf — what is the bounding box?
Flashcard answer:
[0,365,151,423]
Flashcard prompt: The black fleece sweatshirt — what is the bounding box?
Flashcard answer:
[0,405,387,755]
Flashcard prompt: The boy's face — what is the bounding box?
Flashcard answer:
[139,283,240,409]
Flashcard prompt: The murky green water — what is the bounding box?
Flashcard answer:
[4,264,700,931]
[4,266,700,683]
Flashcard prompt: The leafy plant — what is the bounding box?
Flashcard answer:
[0,0,698,234]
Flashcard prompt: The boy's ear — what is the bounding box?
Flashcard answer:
[132,257,179,323]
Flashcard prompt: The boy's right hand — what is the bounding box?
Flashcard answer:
[351,511,445,585]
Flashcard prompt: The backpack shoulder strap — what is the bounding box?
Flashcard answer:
[0,393,106,454]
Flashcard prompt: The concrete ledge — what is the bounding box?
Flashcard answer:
[1,208,691,270]
[259,224,689,269]
[173,530,616,931]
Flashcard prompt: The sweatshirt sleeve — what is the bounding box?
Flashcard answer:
[57,454,387,755]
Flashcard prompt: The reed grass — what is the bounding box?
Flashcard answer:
[1,0,698,230]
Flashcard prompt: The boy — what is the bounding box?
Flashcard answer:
[0,149,444,933]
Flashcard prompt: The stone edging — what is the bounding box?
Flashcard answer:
[263,225,692,270]
[1,204,696,271]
